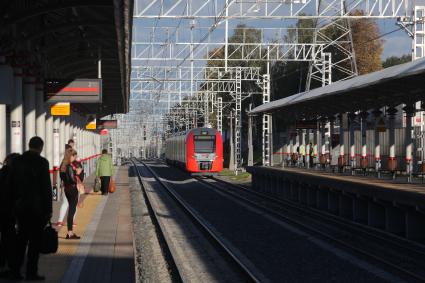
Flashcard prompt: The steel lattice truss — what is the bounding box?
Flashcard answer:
[111,0,420,166]
[134,0,413,19]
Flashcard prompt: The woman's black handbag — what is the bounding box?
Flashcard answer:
[40,222,58,254]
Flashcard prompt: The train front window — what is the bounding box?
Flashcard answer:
[194,135,215,153]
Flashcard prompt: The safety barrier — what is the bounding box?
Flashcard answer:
[50,153,101,201]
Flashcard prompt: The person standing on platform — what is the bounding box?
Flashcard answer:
[56,140,80,230]
[60,149,81,240]
[96,149,114,196]
[309,142,314,168]
[0,153,20,278]
[10,137,52,281]
[67,139,75,149]
[299,144,306,167]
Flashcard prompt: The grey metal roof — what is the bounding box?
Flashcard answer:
[251,57,425,118]
[0,0,133,116]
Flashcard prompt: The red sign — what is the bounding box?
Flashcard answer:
[100,129,109,135]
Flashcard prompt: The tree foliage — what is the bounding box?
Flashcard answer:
[382,54,411,68]
[350,10,383,75]
[271,10,384,103]
[271,17,314,101]
[206,24,267,71]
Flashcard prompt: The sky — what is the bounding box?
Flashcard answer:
[133,0,420,61]
[378,21,412,59]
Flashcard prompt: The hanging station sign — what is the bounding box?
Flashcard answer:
[51,102,71,116]
[85,114,96,130]
[45,78,102,103]
[97,120,118,130]
[295,120,318,130]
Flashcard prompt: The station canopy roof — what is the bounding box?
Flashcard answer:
[0,0,133,116]
[251,57,425,119]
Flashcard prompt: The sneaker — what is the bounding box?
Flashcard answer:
[65,234,81,240]
[26,274,45,281]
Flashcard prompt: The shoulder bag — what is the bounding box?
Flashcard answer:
[40,222,58,254]
[108,178,116,193]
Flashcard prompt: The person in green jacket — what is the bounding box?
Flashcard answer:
[96,149,114,195]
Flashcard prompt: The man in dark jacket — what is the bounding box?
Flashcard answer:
[0,153,20,278]
[10,137,52,281]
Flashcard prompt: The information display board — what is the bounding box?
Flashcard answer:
[295,120,318,129]
[97,120,118,130]
[45,79,102,103]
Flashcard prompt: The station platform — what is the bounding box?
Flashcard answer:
[2,166,135,283]
[247,166,425,241]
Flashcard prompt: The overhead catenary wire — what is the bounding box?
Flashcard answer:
[272,26,407,81]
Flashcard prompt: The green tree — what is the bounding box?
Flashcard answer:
[206,24,267,71]
[271,17,315,101]
[382,54,411,68]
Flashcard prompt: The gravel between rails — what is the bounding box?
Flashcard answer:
[133,162,249,283]
[128,166,176,283]
[145,160,408,283]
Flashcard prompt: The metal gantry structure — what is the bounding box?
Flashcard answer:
[111,0,424,169]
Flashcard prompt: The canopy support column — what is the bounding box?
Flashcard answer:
[404,105,415,183]
[329,116,335,167]
[306,129,311,169]
[35,82,46,156]
[338,114,345,172]
[348,113,357,175]
[387,107,398,178]
[24,76,36,151]
[320,118,327,169]
[53,117,60,190]
[248,111,254,167]
[372,109,383,177]
[360,111,369,171]
[11,68,23,154]
[314,122,319,168]
[45,113,53,169]
[0,104,6,164]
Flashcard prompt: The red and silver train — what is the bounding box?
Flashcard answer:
[165,128,223,175]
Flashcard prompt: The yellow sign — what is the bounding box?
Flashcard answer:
[86,120,96,130]
[51,102,70,116]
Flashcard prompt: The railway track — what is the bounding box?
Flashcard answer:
[130,159,262,283]
[136,159,425,282]
[195,176,425,283]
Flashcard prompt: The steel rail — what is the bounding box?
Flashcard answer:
[134,159,263,283]
[211,177,425,254]
[129,159,182,282]
[194,176,425,283]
